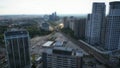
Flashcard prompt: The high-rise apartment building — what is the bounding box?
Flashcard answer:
[4,29,31,68]
[63,16,75,30]
[69,16,75,31]
[85,14,92,43]
[42,47,83,68]
[105,1,120,50]
[63,17,69,28]
[89,3,106,45]
[74,18,86,39]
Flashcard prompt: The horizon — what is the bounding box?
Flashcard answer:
[0,0,119,15]
[0,13,87,16]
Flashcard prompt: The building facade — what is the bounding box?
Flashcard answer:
[100,16,108,47]
[89,3,106,45]
[74,18,86,39]
[42,47,83,68]
[105,1,120,50]
[85,14,92,43]
[69,16,75,31]
[4,30,31,68]
[41,22,50,31]
[63,17,69,28]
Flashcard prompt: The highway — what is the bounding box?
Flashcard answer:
[61,32,113,68]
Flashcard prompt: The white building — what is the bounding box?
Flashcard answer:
[42,41,54,48]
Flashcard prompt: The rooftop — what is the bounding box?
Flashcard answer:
[4,29,28,37]
[53,41,64,47]
[53,47,72,51]
[42,41,54,47]
[110,1,120,5]
[53,47,73,55]
[43,47,83,57]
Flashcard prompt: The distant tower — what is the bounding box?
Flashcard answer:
[49,12,58,21]
[89,3,106,45]
[105,1,120,50]
[4,29,31,68]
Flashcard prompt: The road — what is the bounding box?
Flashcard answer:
[61,32,112,68]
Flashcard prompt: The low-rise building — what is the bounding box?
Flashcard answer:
[42,47,83,68]
[53,41,64,47]
[41,22,50,31]
[42,41,54,48]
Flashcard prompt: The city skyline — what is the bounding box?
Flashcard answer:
[1,1,120,68]
[0,0,119,15]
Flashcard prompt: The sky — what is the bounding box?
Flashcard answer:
[0,0,119,15]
